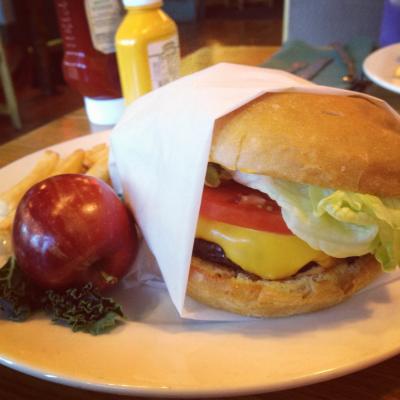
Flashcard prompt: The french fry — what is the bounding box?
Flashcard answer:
[0,150,59,211]
[85,153,110,182]
[83,143,108,168]
[0,145,112,235]
[53,149,85,175]
[0,199,8,218]
[0,228,12,263]
[0,211,13,231]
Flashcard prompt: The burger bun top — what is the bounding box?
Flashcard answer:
[210,92,400,197]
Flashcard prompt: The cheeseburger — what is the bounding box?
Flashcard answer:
[187,92,400,317]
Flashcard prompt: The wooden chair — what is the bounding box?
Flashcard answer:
[0,0,21,129]
[0,32,21,129]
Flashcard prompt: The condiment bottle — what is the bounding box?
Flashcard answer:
[116,0,180,105]
[54,0,125,125]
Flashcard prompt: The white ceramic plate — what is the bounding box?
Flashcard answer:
[2,133,400,397]
[363,43,400,94]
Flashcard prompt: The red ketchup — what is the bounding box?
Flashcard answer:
[54,0,125,125]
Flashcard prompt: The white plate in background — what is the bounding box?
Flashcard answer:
[363,43,400,94]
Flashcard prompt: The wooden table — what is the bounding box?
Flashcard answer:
[1,45,400,400]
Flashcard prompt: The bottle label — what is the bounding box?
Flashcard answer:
[147,35,180,89]
[84,0,123,54]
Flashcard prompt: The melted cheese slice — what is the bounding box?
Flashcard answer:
[196,217,327,280]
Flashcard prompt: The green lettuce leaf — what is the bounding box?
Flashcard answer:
[234,172,400,271]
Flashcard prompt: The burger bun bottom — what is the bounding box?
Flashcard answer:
[187,255,382,317]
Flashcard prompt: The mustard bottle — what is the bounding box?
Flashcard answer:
[116,0,180,105]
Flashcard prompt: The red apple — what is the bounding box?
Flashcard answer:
[12,174,138,290]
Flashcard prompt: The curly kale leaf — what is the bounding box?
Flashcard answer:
[0,258,126,334]
[0,257,41,321]
[42,283,125,335]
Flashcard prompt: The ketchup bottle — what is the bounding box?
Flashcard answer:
[54,0,125,125]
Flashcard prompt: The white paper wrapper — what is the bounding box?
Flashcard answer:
[109,63,400,321]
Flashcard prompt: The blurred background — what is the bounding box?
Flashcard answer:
[0,0,283,145]
[1,0,398,146]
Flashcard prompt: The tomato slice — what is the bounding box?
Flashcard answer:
[199,180,292,235]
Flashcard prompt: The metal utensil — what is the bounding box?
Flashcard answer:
[286,61,308,74]
[331,42,357,84]
[331,42,371,91]
[295,57,333,80]
[349,75,370,92]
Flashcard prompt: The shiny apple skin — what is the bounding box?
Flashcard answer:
[13,174,138,290]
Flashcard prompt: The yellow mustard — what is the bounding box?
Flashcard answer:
[115,0,180,105]
[196,217,327,280]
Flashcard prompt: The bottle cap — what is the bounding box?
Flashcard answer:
[122,0,162,7]
[84,97,125,126]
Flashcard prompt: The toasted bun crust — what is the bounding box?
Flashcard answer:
[210,92,400,197]
[187,255,382,317]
